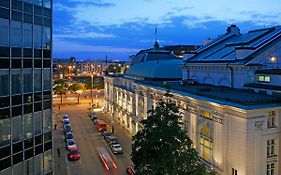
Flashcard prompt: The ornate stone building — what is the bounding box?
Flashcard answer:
[104,26,281,175]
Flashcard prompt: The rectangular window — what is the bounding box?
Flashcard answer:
[267,163,275,175]
[267,139,275,157]
[43,150,52,173]
[267,111,276,128]
[12,116,23,142]
[0,0,10,8]
[13,162,23,175]
[34,0,43,6]
[34,25,42,48]
[34,111,43,135]
[43,26,51,49]
[24,114,33,139]
[232,168,238,175]
[43,109,51,132]
[23,23,32,48]
[43,0,51,8]
[34,69,42,91]
[258,75,271,83]
[25,158,34,175]
[23,69,33,93]
[11,21,22,47]
[35,154,43,175]
[11,70,22,95]
[0,118,11,147]
[24,2,33,13]
[43,69,51,90]
[12,0,22,11]
[12,10,22,21]
[0,18,9,46]
[0,70,9,96]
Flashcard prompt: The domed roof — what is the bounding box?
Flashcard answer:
[125,59,183,79]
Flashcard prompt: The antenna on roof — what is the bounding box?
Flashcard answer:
[154,25,158,42]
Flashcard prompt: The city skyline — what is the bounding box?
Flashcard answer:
[53,0,281,60]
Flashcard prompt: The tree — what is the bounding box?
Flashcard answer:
[68,83,86,103]
[53,84,67,104]
[132,100,212,175]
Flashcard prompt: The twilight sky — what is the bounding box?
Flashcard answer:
[53,0,281,60]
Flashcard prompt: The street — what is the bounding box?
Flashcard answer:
[53,95,132,175]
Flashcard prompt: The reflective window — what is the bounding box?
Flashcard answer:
[11,70,22,95]
[43,150,52,173]
[23,69,33,93]
[43,0,51,8]
[43,27,51,49]
[43,109,51,132]
[34,25,42,48]
[25,158,34,175]
[34,69,42,91]
[24,114,33,139]
[13,162,23,175]
[0,0,10,8]
[35,154,43,175]
[12,0,22,11]
[12,10,22,21]
[34,112,42,135]
[23,23,32,48]
[23,0,33,3]
[11,21,22,47]
[1,167,11,175]
[43,69,51,90]
[12,116,23,142]
[34,0,43,6]
[0,118,11,147]
[0,18,9,46]
[0,70,9,96]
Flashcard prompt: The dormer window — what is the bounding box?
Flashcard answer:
[258,75,270,83]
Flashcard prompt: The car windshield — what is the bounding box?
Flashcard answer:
[114,145,121,149]
[64,120,70,124]
[65,125,71,129]
[70,150,79,154]
[69,140,75,145]
[67,134,73,139]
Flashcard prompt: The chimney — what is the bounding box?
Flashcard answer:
[226,24,240,35]
[204,38,212,45]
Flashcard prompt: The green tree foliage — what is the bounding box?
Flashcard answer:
[83,76,104,90]
[68,83,86,103]
[132,100,212,175]
[53,84,67,104]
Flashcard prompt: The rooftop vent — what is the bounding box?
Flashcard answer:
[226,24,240,35]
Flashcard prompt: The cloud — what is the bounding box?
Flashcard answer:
[54,40,139,53]
[54,32,116,39]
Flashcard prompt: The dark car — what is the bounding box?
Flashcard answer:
[106,136,118,145]
[64,124,72,133]
[63,119,70,126]
[126,166,138,175]
[101,131,111,139]
[65,132,74,142]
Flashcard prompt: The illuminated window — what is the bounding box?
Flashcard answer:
[267,163,275,175]
[232,168,238,175]
[258,75,270,83]
[267,111,276,128]
[199,126,213,163]
[202,111,213,119]
[267,139,275,157]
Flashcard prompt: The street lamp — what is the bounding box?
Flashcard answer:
[91,75,93,104]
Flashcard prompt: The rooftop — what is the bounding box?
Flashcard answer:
[133,79,281,109]
[256,69,281,75]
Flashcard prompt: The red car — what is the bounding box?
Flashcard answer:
[126,166,137,175]
[68,147,80,161]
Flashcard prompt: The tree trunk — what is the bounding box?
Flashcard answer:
[77,93,80,104]
[60,93,63,104]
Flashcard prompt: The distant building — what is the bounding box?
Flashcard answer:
[104,25,281,175]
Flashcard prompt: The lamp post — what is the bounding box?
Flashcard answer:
[90,75,93,104]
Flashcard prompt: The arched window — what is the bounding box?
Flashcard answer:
[199,125,213,163]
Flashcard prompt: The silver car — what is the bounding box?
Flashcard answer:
[110,143,123,154]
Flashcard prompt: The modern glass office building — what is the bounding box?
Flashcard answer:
[0,0,52,174]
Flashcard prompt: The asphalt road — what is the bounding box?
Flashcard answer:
[53,101,132,175]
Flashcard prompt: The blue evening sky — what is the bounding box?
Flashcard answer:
[53,0,281,60]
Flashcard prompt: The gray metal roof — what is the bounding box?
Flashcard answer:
[187,26,281,64]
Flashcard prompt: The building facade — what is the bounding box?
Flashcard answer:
[0,0,53,174]
[104,27,281,175]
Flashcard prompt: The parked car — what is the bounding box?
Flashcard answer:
[66,139,76,150]
[91,116,98,123]
[101,131,111,139]
[97,147,117,171]
[110,143,123,154]
[64,124,72,133]
[62,114,69,122]
[126,166,138,175]
[63,119,70,126]
[68,147,80,161]
[88,112,96,118]
[106,136,118,145]
[65,132,74,142]
[95,120,107,132]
